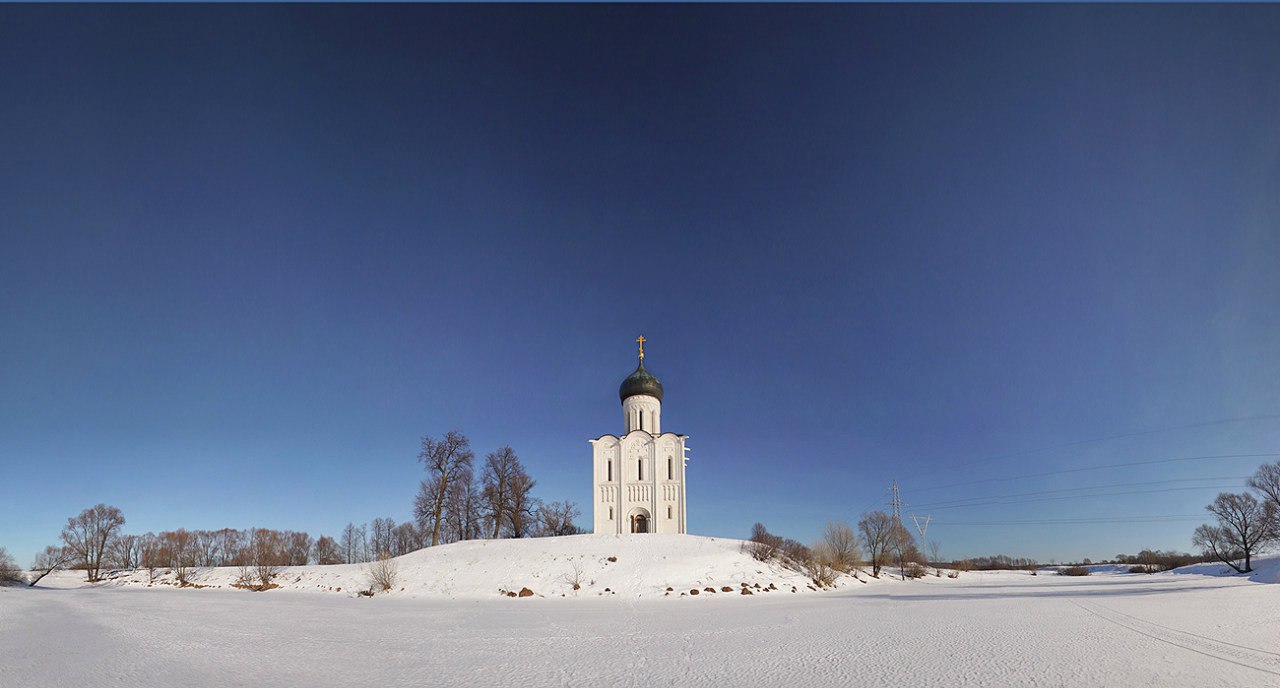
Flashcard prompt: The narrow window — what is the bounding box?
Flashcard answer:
[638,459,643,480]
[609,507,614,520]
[668,457,673,480]
[607,461,612,482]
[667,505,672,519]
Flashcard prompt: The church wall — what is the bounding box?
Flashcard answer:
[592,430,687,535]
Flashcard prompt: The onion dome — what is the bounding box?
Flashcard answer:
[619,360,664,403]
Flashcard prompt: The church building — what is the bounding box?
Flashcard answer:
[590,337,690,534]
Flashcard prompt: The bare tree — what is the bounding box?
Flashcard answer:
[1248,459,1280,509]
[284,531,313,566]
[536,500,583,537]
[339,522,368,564]
[27,545,72,586]
[195,530,220,567]
[61,503,126,582]
[1192,492,1278,573]
[481,445,523,538]
[415,430,475,547]
[822,520,861,572]
[109,534,141,570]
[506,469,539,538]
[442,471,483,543]
[313,535,342,565]
[162,529,199,584]
[138,533,162,583]
[214,528,246,567]
[370,518,396,557]
[0,547,22,583]
[244,528,287,589]
[858,511,896,578]
[392,521,423,556]
[890,519,919,581]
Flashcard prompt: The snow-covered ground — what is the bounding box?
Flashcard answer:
[28,534,832,599]
[3,536,1278,687]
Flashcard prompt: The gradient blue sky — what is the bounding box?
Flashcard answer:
[2,6,1279,566]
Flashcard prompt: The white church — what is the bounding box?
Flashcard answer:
[590,336,690,534]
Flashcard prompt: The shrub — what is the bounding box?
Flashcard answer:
[804,543,841,587]
[743,523,782,561]
[366,552,399,592]
[1057,566,1090,576]
[902,562,928,579]
[0,547,23,584]
[559,560,585,591]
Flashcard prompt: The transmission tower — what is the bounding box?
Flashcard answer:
[890,480,902,521]
[910,513,932,540]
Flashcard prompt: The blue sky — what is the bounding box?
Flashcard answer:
[2,6,1278,566]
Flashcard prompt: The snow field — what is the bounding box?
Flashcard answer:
[4,536,1278,687]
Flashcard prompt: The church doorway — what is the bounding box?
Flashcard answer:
[629,509,650,534]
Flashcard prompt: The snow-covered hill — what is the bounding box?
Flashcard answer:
[34,533,854,599]
[1169,554,1280,584]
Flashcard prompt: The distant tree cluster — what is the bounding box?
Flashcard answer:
[1111,549,1200,573]
[953,554,1041,571]
[412,431,583,545]
[1192,459,1280,573]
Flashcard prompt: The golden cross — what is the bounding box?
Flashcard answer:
[636,335,646,361]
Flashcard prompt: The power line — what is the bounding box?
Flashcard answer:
[919,484,1244,512]
[932,413,1280,474]
[910,453,1275,494]
[935,514,1205,526]
[908,476,1251,510]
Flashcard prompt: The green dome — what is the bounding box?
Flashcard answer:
[619,361,664,403]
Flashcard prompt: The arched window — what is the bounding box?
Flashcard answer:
[668,457,673,480]
[607,460,612,482]
[637,458,643,480]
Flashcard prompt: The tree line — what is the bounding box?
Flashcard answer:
[8,430,581,585]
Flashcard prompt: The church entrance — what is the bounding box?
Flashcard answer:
[630,512,649,533]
